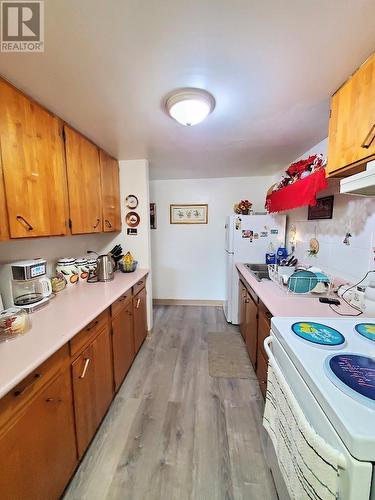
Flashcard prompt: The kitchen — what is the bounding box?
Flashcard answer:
[0,1,374,499]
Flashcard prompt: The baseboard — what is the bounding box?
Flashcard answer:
[153,299,224,307]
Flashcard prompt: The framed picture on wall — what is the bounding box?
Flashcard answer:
[308,195,334,220]
[170,204,208,224]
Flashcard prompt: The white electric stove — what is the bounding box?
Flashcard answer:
[268,317,375,500]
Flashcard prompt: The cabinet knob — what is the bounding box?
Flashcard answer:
[79,358,91,379]
[16,215,33,231]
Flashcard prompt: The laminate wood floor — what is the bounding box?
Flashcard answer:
[64,306,277,500]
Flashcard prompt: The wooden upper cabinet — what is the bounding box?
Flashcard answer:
[327,53,375,177]
[64,125,102,234]
[100,149,121,232]
[0,80,68,238]
[0,154,9,241]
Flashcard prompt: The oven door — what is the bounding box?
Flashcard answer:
[265,334,374,500]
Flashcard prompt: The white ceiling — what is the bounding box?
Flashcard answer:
[0,0,374,179]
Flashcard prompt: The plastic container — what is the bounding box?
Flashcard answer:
[0,307,31,342]
[266,243,276,265]
[363,281,375,317]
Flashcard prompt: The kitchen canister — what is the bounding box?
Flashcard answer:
[75,257,90,281]
[56,258,79,286]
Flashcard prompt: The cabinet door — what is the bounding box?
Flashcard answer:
[72,327,113,458]
[245,293,258,369]
[257,306,272,361]
[256,350,268,398]
[64,125,102,234]
[133,287,147,353]
[238,281,247,340]
[0,80,68,237]
[0,153,9,240]
[100,149,121,232]
[0,369,77,500]
[327,54,375,176]
[112,300,135,391]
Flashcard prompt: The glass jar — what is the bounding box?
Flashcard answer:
[0,307,31,342]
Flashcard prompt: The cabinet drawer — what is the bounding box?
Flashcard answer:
[0,344,69,433]
[70,309,109,357]
[132,278,146,296]
[111,290,133,319]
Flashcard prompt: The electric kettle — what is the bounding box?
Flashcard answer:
[87,252,115,282]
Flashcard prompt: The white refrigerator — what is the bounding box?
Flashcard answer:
[224,214,286,324]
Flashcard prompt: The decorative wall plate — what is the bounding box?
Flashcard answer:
[125,194,139,209]
[126,211,140,227]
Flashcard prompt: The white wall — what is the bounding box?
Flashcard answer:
[0,159,153,329]
[150,175,274,300]
[106,160,153,329]
[0,233,116,275]
[283,138,375,283]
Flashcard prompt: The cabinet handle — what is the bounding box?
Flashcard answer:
[137,281,144,286]
[136,298,141,309]
[46,397,62,403]
[86,320,99,332]
[361,123,375,149]
[244,299,250,303]
[93,218,101,229]
[14,373,41,397]
[79,358,91,379]
[16,215,33,231]
[105,219,112,228]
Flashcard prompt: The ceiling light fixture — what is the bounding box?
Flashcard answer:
[165,88,215,126]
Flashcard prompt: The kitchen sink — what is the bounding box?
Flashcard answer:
[245,263,271,282]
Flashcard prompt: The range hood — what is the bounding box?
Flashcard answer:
[340,160,375,196]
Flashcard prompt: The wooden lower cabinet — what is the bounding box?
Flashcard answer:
[72,326,114,458]
[112,298,135,391]
[239,281,247,340]
[0,368,77,500]
[245,292,258,369]
[256,350,268,398]
[133,286,147,353]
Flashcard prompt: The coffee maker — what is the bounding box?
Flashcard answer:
[0,259,52,313]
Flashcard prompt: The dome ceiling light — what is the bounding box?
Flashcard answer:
[164,88,216,126]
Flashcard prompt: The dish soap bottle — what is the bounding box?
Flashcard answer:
[266,242,276,265]
[363,281,375,317]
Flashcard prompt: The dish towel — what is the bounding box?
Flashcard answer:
[263,357,346,500]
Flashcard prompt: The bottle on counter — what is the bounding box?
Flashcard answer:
[277,246,288,264]
[266,242,276,265]
[363,281,375,317]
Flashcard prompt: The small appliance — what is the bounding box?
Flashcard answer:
[87,252,115,282]
[0,259,52,312]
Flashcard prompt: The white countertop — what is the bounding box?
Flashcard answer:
[0,268,148,399]
[236,263,355,317]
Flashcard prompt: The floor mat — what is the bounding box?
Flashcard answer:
[208,331,256,379]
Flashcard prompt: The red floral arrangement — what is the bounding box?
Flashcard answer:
[271,154,326,193]
[234,199,252,215]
